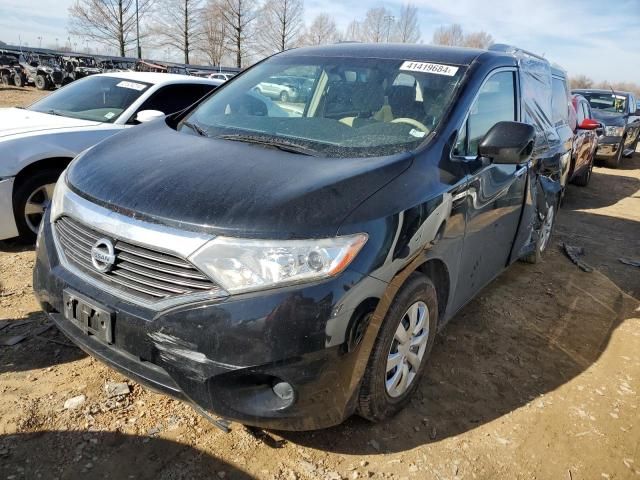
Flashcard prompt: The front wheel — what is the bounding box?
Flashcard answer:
[13,169,62,243]
[35,74,48,90]
[572,156,593,187]
[604,139,625,168]
[358,273,438,422]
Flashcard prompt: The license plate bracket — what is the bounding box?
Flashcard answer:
[63,289,114,344]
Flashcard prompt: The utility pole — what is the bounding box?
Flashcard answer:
[384,15,395,43]
[136,0,141,58]
[37,36,42,48]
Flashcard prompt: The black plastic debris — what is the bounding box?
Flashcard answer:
[618,258,640,268]
[561,243,593,272]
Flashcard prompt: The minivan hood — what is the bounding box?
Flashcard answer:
[66,120,413,238]
[0,107,101,137]
[590,109,626,127]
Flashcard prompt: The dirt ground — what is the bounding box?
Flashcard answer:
[0,87,639,480]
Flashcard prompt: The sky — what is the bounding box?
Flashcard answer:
[1,0,639,83]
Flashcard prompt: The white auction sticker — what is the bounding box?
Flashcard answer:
[116,81,147,91]
[400,61,459,76]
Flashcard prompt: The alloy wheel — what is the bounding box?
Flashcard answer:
[386,301,430,398]
[538,205,555,253]
[24,183,56,234]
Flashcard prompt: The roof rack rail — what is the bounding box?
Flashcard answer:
[489,43,548,62]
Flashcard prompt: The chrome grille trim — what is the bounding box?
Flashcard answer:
[55,216,222,302]
[50,183,227,310]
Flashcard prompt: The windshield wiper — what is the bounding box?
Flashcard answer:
[215,134,317,156]
[46,109,64,116]
[181,120,208,137]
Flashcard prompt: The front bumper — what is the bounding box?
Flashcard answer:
[595,136,622,159]
[33,213,386,430]
[0,177,18,240]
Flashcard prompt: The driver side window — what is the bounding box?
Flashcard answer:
[454,71,516,157]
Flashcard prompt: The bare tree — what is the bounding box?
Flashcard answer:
[69,0,154,57]
[219,0,257,68]
[462,31,493,49]
[361,7,393,43]
[569,74,594,90]
[344,19,362,41]
[303,13,338,46]
[431,23,464,46]
[393,3,420,43]
[150,0,203,63]
[199,0,228,65]
[257,0,304,55]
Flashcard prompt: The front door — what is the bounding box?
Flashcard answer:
[451,69,527,310]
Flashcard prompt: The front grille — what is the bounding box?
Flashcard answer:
[55,216,222,302]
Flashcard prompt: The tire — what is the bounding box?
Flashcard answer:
[358,273,438,422]
[35,74,48,90]
[13,74,24,88]
[1,73,10,86]
[572,156,593,187]
[521,203,556,264]
[279,90,289,102]
[604,139,624,168]
[12,169,62,243]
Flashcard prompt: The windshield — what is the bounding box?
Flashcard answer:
[28,76,151,123]
[182,55,466,157]
[581,92,628,113]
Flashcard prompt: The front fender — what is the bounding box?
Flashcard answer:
[0,127,122,177]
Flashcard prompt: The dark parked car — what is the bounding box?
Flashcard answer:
[34,43,564,431]
[572,89,640,168]
[568,94,600,186]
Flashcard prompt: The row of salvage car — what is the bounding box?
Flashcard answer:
[1,42,640,432]
[0,45,238,90]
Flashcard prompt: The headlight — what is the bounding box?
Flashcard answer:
[48,170,69,222]
[604,126,624,137]
[189,234,368,294]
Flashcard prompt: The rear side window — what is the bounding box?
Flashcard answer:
[575,100,586,124]
[551,77,569,126]
[455,71,516,157]
[134,84,216,118]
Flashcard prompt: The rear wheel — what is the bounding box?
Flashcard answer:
[358,273,438,422]
[35,74,48,90]
[13,169,62,243]
[13,74,24,88]
[1,73,10,86]
[604,139,625,168]
[522,204,556,264]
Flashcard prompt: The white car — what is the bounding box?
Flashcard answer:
[0,72,222,242]
[208,73,235,81]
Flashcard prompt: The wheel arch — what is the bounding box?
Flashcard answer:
[415,258,450,322]
[13,157,72,194]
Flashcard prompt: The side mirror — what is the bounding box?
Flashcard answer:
[478,121,536,165]
[135,109,165,123]
[578,118,600,130]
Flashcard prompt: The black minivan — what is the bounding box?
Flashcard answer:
[34,43,564,431]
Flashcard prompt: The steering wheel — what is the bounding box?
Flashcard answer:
[390,117,430,133]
